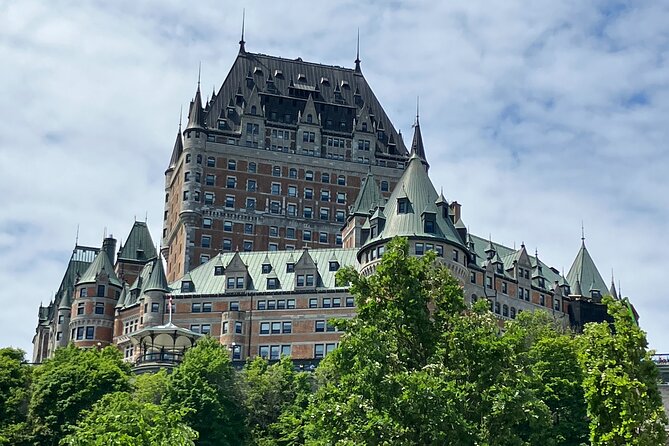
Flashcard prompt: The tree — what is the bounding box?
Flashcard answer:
[164,336,247,446]
[0,348,32,446]
[133,368,169,405]
[506,311,588,446]
[28,345,131,446]
[241,355,313,445]
[579,295,667,445]
[61,391,197,446]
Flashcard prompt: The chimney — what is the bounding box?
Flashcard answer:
[102,235,117,266]
[449,201,461,224]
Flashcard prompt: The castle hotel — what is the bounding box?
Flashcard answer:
[32,36,625,368]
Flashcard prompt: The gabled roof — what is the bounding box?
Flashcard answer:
[144,258,170,293]
[117,222,157,262]
[566,240,608,294]
[299,94,319,125]
[361,151,465,251]
[350,170,382,216]
[77,249,122,288]
[202,51,408,157]
[168,248,357,295]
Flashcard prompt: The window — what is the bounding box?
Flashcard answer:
[203,302,212,312]
[246,197,256,210]
[495,302,501,314]
[77,302,85,315]
[201,253,210,263]
[230,301,239,311]
[96,285,105,297]
[319,232,328,243]
[425,217,435,234]
[518,287,524,299]
[286,263,295,274]
[282,321,292,333]
[501,282,508,295]
[272,166,281,177]
[195,172,201,183]
[244,223,253,234]
[183,190,189,201]
[75,326,84,340]
[235,321,243,334]
[305,170,313,181]
[226,176,236,188]
[207,156,215,167]
[304,188,313,199]
[539,294,545,306]
[314,344,324,359]
[554,299,561,311]
[309,298,318,308]
[222,322,228,334]
[243,240,253,252]
[486,276,493,289]
[192,303,201,313]
[260,322,270,335]
[322,298,331,308]
[503,304,509,317]
[289,168,297,178]
[184,171,191,182]
[321,173,330,183]
[151,302,159,313]
[257,300,266,310]
[185,153,191,163]
[524,288,530,301]
[332,297,341,307]
[259,345,269,358]
[303,230,312,241]
[303,207,313,219]
[85,326,95,340]
[271,183,281,195]
[95,302,104,314]
[320,208,329,221]
[227,159,236,170]
[56,331,62,340]
[415,243,424,255]
[338,175,346,185]
[248,162,257,173]
[236,276,245,288]
[204,192,214,205]
[223,239,232,251]
[58,314,64,324]
[246,179,257,192]
[329,261,340,272]
[201,324,211,335]
[346,296,355,307]
[267,278,279,289]
[225,195,234,208]
[287,185,297,197]
[287,299,295,309]
[232,345,241,360]
[381,180,389,192]
[271,322,281,334]
[510,307,516,319]
[203,217,212,228]
[267,300,276,310]
[320,190,330,202]
[452,250,459,262]
[223,221,233,232]
[201,235,211,248]
[315,320,325,332]
[227,277,235,289]
[286,228,296,239]
[398,198,409,213]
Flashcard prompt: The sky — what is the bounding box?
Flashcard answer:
[1,0,668,355]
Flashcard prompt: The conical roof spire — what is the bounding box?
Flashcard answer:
[350,170,381,216]
[566,236,607,296]
[573,278,582,296]
[144,257,170,293]
[168,109,184,170]
[609,272,619,299]
[239,9,246,54]
[187,69,204,130]
[410,98,428,168]
[77,249,122,288]
[354,29,361,73]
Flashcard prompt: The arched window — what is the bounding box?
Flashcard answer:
[251,105,257,115]
[502,304,509,317]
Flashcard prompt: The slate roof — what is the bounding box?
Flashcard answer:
[169,248,357,295]
[77,249,122,288]
[199,51,408,158]
[117,222,157,262]
[144,258,170,293]
[55,245,99,311]
[361,149,465,251]
[566,240,608,295]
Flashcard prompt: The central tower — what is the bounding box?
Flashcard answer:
[162,39,408,282]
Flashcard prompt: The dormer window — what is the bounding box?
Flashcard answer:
[274,69,283,78]
[329,261,339,272]
[424,215,435,233]
[362,122,368,132]
[214,266,224,276]
[307,114,313,124]
[306,274,315,287]
[262,264,272,274]
[253,66,263,76]
[251,105,257,115]
[267,278,279,289]
[286,263,295,273]
[320,77,330,85]
[297,73,307,82]
[136,249,144,259]
[181,281,194,293]
[496,263,503,274]
[398,198,409,214]
[538,277,545,289]
[236,277,245,289]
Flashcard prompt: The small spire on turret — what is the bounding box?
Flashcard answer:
[239,9,246,54]
[354,28,361,73]
[410,97,428,169]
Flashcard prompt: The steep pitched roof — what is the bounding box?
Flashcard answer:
[144,258,170,293]
[566,241,608,294]
[410,118,427,164]
[203,51,408,157]
[167,127,183,171]
[53,245,99,310]
[186,85,204,130]
[350,170,382,216]
[168,248,357,294]
[77,249,122,287]
[117,222,157,262]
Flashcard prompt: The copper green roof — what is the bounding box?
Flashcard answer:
[362,150,465,251]
[169,248,357,295]
[566,240,608,294]
[350,170,382,216]
[118,222,157,262]
[77,249,122,287]
[144,258,170,293]
[54,245,99,310]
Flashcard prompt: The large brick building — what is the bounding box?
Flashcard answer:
[33,40,626,368]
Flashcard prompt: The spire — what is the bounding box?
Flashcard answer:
[573,278,583,296]
[354,28,361,73]
[239,9,246,54]
[566,235,608,297]
[144,257,170,293]
[609,271,619,299]
[168,109,184,170]
[410,97,428,167]
[186,69,204,130]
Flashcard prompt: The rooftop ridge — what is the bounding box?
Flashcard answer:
[246,52,356,72]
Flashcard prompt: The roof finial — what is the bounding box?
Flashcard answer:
[75,224,79,246]
[581,220,585,242]
[178,106,183,131]
[354,28,361,72]
[415,96,420,126]
[197,62,201,91]
[239,9,246,53]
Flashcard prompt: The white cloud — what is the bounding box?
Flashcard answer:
[1,0,667,354]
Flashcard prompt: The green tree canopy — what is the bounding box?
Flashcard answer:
[61,391,197,446]
[0,348,32,446]
[165,336,247,446]
[580,296,667,445]
[28,345,131,446]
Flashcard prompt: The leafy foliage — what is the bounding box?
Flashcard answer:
[0,348,32,446]
[580,296,667,445]
[28,345,131,446]
[164,336,247,446]
[61,391,197,446]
